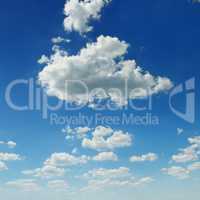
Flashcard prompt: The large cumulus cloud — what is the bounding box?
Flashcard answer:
[38,35,173,106]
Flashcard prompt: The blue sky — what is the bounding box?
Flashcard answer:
[0,0,200,199]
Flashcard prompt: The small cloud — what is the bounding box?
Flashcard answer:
[0,141,16,149]
[22,165,65,179]
[0,152,23,161]
[63,0,112,34]
[47,180,68,190]
[5,179,40,191]
[161,166,190,180]
[192,0,200,3]
[7,141,17,148]
[51,36,71,44]
[82,167,130,179]
[188,162,200,171]
[44,153,90,167]
[171,136,200,163]
[81,167,153,191]
[130,153,158,163]
[37,55,49,64]
[82,126,132,151]
[0,161,8,172]
[93,152,118,162]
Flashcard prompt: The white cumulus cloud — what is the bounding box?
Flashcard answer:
[0,153,22,161]
[0,141,16,149]
[82,167,130,179]
[130,153,158,162]
[82,126,132,151]
[38,35,173,106]
[93,152,118,161]
[171,136,200,163]
[81,167,154,191]
[81,176,154,191]
[44,153,90,167]
[63,126,91,139]
[22,165,65,179]
[161,166,190,180]
[64,0,111,34]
